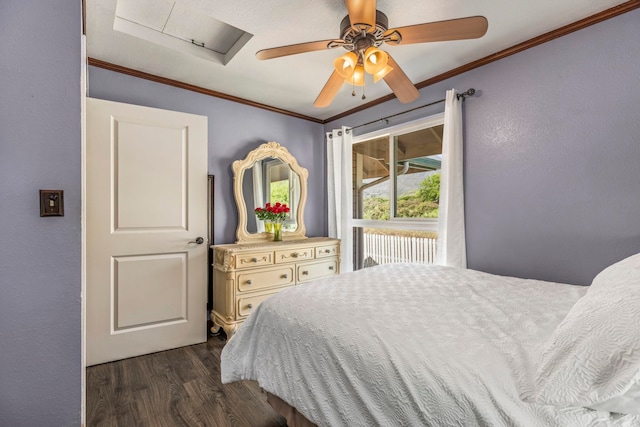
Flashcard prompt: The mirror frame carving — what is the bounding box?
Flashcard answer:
[233,141,309,243]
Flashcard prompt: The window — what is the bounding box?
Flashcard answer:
[265,159,299,230]
[350,114,444,270]
[266,160,291,205]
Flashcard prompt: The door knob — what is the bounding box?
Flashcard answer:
[189,237,204,245]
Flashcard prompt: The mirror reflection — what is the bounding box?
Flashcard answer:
[243,158,301,233]
[233,141,308,243]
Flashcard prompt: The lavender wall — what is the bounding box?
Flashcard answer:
[0,1,81,425]
[0,3,633,425]
[88,67,326,244]
[327,9,640,285]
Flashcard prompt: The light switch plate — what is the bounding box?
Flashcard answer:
[40,190,64,217]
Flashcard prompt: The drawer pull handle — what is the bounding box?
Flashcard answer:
[246,280,252,285]
[251,258,258,262]
[247,303,253,309]
[281,274,288,279]
[291,252,298,258]
[329,266,334,270]
[302,271,308,275]
[323,249,331,253]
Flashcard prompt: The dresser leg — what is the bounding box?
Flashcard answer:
[222,324,238,340]
[210,311,222,335]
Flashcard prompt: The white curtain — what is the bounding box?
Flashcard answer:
[436,89,467,268]
[252,161,265,232]
[288,170,300,228]
[327,127,353,272]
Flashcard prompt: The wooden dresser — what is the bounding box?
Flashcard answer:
[211,237,340,338]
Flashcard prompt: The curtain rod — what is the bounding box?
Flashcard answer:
[348,88,476,131]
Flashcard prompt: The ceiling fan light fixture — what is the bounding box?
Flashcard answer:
[372,64,393,82]
[257,0,487,107]
[363,47,389,74]
[333,51,359,79]
[345,64,365,86]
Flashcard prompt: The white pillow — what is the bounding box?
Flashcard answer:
[533,252,640,415]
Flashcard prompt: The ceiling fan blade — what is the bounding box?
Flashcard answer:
[256,39,343,60]
[384,16,488,45]
[346,0,376,32]
[382,55,419,104]
[314,71,345,108]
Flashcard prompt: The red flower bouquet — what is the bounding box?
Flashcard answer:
[255,202,290,241]
[254,202,290,223]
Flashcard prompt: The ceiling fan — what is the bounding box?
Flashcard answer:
[256,0,488,108]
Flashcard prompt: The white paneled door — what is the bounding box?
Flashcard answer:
[86,98,208,366]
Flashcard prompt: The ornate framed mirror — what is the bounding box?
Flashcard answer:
[233,142,308,242]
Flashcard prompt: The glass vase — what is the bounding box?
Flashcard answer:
[272,222,283,242]
[264,221,274,233]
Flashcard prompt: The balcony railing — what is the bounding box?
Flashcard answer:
[363,232,437,266]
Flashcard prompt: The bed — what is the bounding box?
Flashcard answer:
[221,257,640,426]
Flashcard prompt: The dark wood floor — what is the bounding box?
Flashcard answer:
[86,332,287,427]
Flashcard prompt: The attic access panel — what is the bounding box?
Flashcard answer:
[114,0,252,65]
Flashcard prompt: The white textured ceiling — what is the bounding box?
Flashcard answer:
[86,0,629,121]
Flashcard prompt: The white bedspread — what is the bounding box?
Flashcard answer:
[221,263,640,426]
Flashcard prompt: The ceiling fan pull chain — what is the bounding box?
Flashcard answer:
[362,79,366,100]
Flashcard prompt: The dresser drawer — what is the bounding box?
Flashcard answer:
[297,259,338,283]
[237,266,294,293]
[315,244,339,258]
[275,247,314,263]
[235,251,273,269]
[237,292,280,318]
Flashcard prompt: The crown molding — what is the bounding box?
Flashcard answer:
[87,57,324,124]
[87,0,640,125]
[324,0,640,123]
